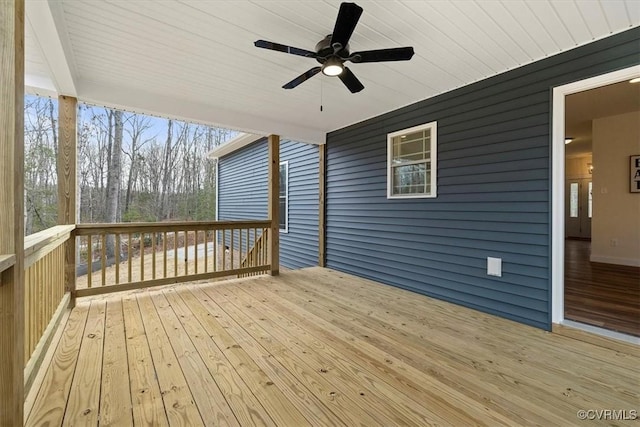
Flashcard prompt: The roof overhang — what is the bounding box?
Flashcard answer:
[208,133,265,159]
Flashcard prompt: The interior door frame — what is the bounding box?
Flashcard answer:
[551,65,640,332]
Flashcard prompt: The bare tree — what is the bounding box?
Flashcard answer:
[104,110,123,257]
[24,96,58,234]
[123,114,153,217]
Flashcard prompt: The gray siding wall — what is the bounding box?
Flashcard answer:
[325,27,640,330]
[218,139,319,270]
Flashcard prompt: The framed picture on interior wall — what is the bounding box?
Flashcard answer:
[631,155,640,193]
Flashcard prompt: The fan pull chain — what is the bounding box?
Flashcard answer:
[320,78,324,112]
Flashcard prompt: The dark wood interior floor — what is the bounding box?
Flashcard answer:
[565,239,640,337]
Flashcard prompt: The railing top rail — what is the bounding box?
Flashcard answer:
[0,254,16,275]
[74,220,271,235]
[24,225,75,256]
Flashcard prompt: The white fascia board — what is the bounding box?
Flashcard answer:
[26,0,77,96]
[208,133,265,159]
[25,82,58,99]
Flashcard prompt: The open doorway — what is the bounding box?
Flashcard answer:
[552,67,640,341]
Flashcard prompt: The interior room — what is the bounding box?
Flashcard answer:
[564,79,640,337]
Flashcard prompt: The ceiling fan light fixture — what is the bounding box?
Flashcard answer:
[629,77,640,84]
[322,57,344,76]
[565,137,573,144]
[254,2,413,92]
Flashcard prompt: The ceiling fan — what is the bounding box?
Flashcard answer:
[254,2,415,93]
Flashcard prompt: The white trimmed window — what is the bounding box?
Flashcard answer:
[387,121,437,198]
[279,161,289,233]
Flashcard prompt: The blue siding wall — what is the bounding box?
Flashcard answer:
[218,139,319,269]
[280,141,319,269]
[218,139,268,221]
[325,27,640,330]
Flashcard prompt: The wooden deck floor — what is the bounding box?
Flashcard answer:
[26,268,639,426]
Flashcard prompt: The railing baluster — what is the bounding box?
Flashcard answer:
[230,228,234,269]
[222,229,226,271]
[29,267,33,354]
[37,261,43,348]
[87,235,92,288]
[140,232,145,282]
[204,230,208,273]
[253,228,257,268]
[101,234,106,287]
[194,230,199,274]
[163,231,167,278]
[115,234,120,285]
[184,230,189,276]
[213,230,217,272]
[128,233,132,283]
[31,266,35,351]
[239,228,243,270]
[174,231,178,277]
[264,228,268,267]
[151,232,156,280]
[258,229,265,266]
[44,256,50,322]
[244,229,248,268]
[24,268,29,361]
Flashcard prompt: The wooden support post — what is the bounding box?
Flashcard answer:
[0,0,25,424]
[57,95,77,308]
[267,135,280,276]
[318,143,326,267]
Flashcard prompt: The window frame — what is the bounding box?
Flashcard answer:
[387,121,438,199]
[279,161,289,233]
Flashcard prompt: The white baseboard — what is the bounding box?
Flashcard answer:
[589,254,640,267]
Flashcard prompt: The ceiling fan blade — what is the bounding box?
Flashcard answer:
[330,2,363,50]
[254,40,317,58]
[283,67,322,89]
[338,67,364,93]
[350,47,415,63]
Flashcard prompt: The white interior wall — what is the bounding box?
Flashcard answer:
[591,110,640,266]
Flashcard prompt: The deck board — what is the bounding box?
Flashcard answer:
[26,267,640,426]
[224,283,485,426]
[272,272,637,407]
[176,287,310,427]
[100,299,133,426]
[122,295,168,427]
[206,285,391,427]
[163,289,276,427]
[26,304,89,426]
[191,286,346,427]
[136,293,204,426]
[149,291,240,426]
[62,300,105,426]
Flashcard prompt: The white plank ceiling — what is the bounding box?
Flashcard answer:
[25,0,640,143]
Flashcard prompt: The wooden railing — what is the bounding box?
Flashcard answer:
[0,254,16,276]
[74,220,271,297]
[23,225,74,392]
[238,228,268,277]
